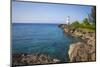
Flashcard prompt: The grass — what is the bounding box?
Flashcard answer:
[69,21,96,32]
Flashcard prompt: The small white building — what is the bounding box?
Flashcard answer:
[66,16,70,25]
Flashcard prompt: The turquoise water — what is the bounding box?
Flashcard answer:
[12,23,80,62]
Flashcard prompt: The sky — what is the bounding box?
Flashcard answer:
[12,1,93,23]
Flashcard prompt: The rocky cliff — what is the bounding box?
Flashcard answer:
[60,24,96,62]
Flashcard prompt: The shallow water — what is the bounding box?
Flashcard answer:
[12,23,81,62]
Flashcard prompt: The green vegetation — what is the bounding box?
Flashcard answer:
[69,6,96,31]
[59,7,96,32]
[70,18,95,31]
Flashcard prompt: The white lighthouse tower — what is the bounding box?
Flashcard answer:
[66,16,70,25]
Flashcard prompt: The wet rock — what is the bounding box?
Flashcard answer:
[53,58,60,62]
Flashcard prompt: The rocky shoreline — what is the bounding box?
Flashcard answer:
[59,24,96,62]
[12,24,96,66]
[12,53,60,66]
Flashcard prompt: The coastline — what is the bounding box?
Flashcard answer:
[59,24,96,62]
[12,53,60,66]
[12,24,96,66]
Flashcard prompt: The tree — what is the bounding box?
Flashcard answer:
[71,21,80,28]
[83,18,90,25]
[88,6,96,24]
[71,21,80,25]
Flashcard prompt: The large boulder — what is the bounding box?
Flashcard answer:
[68,42,96,62]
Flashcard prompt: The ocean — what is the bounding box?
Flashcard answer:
[12,23,80,62]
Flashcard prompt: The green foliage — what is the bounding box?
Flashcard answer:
[83,18,89,25]
[72,21,80,25]
[70,18,95,31]
[81,18,95,30]
[70,21,80,28]
[69,6,96,31]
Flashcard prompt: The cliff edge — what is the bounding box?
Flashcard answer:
[60,24,96,62]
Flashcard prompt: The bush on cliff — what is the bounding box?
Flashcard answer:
[70,18,95,31]
[70,21,80,29]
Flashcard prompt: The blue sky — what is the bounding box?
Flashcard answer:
[12,1,93,23]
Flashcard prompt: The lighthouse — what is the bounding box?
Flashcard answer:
[66,16,70,25]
